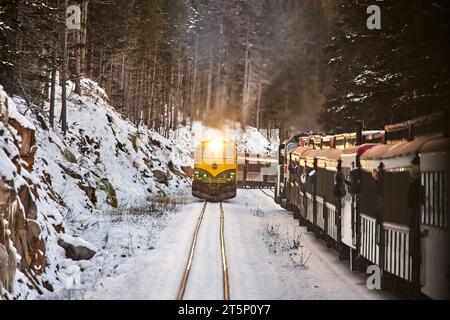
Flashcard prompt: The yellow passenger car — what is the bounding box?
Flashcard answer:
[192,139,237,201]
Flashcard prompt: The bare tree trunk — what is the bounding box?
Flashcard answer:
[174,58,182,130]
[241,22,251,126]
[216,15,224,123]
[49,46,57,128]
[121,53,125,90]
[169,66,174,130]
[256,82,262,130]
[60,0,68,134]
[205,50,213,123]
[75,26,81,95]
[216,47,222,122]
[99,49,103,86]
[191,34,198,123]
[81,0,89,73]
[109,54,114,91]
[138,64,145,127]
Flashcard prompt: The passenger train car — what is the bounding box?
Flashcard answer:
[275,133,312,206]
[275,114,449,299]
[192,139,238,201]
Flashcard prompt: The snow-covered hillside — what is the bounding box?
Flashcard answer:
[0,78,277,299]
[174,122,279,158]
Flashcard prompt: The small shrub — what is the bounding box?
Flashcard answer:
[262,223,311,267]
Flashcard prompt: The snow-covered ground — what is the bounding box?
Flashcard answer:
[69,189,393,300]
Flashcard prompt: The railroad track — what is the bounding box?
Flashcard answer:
[259,188,274,199]
[177,201,230,300]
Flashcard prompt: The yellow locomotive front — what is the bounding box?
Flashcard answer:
[192,140,237,201]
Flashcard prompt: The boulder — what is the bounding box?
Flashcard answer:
[168,161,186,178]
[58,163,82,181]
[63,148,77,164]
[152,170,168,184]
[181,166,194,178]
[58,234,97,261]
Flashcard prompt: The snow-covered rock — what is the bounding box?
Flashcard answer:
[58,234,96,261]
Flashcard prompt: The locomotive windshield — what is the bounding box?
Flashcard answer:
[194,140,236,165]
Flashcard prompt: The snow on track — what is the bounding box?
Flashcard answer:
[183,202,223,300]
[83,200,206,300]
[223,199,288,299]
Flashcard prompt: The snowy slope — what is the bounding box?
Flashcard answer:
[174,121,278,161]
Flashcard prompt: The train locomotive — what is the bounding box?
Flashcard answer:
[192,139,238,202]
[275,114,449,299]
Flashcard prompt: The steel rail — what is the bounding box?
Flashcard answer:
[177,201,207,300]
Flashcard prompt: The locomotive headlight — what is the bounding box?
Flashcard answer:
[209,139,223,153]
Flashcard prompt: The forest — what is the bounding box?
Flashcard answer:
[1,0,449,139]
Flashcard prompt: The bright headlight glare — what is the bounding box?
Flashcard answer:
[209,140,223,153]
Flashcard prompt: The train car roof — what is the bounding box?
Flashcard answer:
[384,138,429,158]
[292,146,313,156]
[419,137,450,154]
[341,144,377,157]
[360,137,447,160]
[316,148,343,161]
[360,144,396,160]
[302,148,323,159]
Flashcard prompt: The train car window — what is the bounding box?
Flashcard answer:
[286,142,298,154]
[335,137,345,149]
[225,144,235,159]
[360,171,380,218]
[194,145,203,164]
[345,136,357,148]
[349,167,361,195]
[383,171,410,225]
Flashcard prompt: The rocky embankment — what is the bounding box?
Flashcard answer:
[1,86,48,298]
